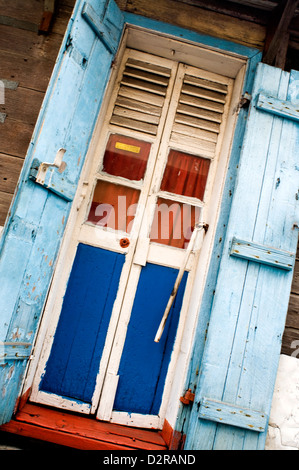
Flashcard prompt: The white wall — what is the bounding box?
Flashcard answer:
[265,354,299,450]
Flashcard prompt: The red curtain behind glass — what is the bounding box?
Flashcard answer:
[160,150,210,201]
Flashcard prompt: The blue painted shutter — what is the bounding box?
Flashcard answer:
[185,64,299,450]
[0,0,124,425]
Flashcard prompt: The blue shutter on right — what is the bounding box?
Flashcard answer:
[185,63,299,450]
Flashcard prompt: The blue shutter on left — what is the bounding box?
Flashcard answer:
[0,0,124,425]
[184,64,299,450]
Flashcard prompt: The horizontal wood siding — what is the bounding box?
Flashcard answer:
[120,0,266,49]
[282,241,299,356]
[0,0,75,226]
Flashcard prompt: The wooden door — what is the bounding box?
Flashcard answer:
[30,49,234,428]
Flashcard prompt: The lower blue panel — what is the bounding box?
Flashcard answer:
[40,244,125,403]
[113,263,188,415]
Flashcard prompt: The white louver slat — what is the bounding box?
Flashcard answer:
[110,57,172,135]
[171,72,228,157]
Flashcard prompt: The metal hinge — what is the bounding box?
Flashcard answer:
[239,92,252,108]
[180,389,195,405]
[234,92,252,114]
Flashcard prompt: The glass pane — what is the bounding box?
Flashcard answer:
[150,197,201,249]
[160,149,210,200]
[102,134,151,181]
[87,180,140,233]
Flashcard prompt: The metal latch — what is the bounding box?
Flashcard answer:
[29,148,77,202]
[239,92,252,109]
[234,92,252,114]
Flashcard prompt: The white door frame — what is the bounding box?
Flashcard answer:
[25,26,247,429]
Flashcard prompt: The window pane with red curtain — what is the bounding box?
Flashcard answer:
[87,180,140,233]
[160,149,210,200]
[102,134,151,181]
[150,197,201,249]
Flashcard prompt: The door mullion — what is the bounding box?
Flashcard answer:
[90,55,180,417]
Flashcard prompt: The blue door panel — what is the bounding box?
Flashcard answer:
[40,243,125,403]
[113,263,188,415]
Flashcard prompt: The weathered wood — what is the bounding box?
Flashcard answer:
[118,85,165,106]
[110,114,158,134]
[0,191,13,226]
[291,258,299,294]
[285,293,299,329]
[230,237,295,270]
[125,0,266,49]
[39,0,56,33]
[263,0,299,67]
[1,87,44,125]
[0,21,67,62]
[0,0,44,26]
[0,50,55,92]
[172,122,218,142]
[281,327,299,356]
[113,105,160,124]
[256,92,299,122]
[198,397,267,432]
[115,96,162,116]
[0,154,24,194]
[180,93,225,113]
[0,118,34,158]
[0,342,32,361]
[0,403,167,450]
[174,114,220,133]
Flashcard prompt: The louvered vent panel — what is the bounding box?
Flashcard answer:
[110,58,172,135]
[171,74,228,156]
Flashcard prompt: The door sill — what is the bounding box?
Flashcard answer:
[0,403,168,450]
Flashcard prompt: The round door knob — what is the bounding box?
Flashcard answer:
[120,237,130,248]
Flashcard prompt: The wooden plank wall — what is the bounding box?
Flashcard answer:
[0,0,75,227]
[0,0,298,361]
[282,243,299,356]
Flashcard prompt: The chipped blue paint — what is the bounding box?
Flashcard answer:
[256,92,299,122]
[198,397,267,433]
[230,237,295,271]
[114,264,188,415]
[40,244,125,403]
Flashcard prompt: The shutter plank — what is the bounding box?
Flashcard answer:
[115,96,162,117]
[120,76,167,96]
[123,67,170,86]
[110,115,158,135]
[118,85,165,107]
[113,106,160,125]
[177,103,222,123]
[182,84,226,103]
[184,75,228,94]
[175,113,220,133]
[170,132,216,157]
[172,122,218,143]
[179,93,225,113]
[126,58,171,77]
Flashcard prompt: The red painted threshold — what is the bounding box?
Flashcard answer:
[0,403,168,450]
